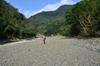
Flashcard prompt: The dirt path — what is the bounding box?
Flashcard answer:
[0,36,100,66]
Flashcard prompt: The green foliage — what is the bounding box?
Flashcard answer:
[3,0,99,38]
[28,5,72,36]
[27,0,100,38]
[64,0,100,37]
[0,0,36,40]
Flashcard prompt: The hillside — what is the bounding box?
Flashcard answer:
[0,0,36,41]
[28,5,72,35]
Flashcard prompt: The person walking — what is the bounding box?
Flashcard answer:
[42,35,46,44]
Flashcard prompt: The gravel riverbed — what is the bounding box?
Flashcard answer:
[0,36,100,66]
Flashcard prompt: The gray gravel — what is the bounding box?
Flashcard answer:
[0,36,100,66]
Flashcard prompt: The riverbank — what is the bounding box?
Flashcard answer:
[0,36,100,66]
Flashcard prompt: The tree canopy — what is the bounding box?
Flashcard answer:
[62,0,100,37]
[0,0,36,40]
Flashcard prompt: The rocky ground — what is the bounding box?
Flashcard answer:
[0,36,100,66]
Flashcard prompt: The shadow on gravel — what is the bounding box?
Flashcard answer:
[61,36,100,40]
[0,40,17,45]
[96,49,100,52]
[0,37,36,45]
[61,37,76,39]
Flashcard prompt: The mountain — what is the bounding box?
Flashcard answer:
[28,5,72,24]
[28,5,72,35]
[0,0,36,40]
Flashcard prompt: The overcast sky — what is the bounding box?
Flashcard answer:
[6,0,80,18]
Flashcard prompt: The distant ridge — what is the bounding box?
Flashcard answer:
[28,5,72,23]
[28,5,72,35]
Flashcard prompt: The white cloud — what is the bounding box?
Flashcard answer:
[61,0,75,5]
[22,11,36,18]
[23,0,78,18]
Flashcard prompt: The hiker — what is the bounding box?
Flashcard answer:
[42,35,46,44]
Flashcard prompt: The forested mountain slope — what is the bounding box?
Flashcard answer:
[28,5,72,35]
[0,0,36,40]
[64,0,100,37]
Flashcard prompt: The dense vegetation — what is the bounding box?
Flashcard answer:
[0,0,36,40]
[63,0,100,37]
[0,0,100,41]
[29,0,100,37]
[28,5,72,36]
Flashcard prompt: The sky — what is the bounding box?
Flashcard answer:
[5,0,80,18]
